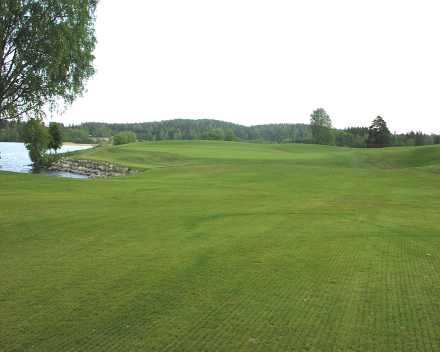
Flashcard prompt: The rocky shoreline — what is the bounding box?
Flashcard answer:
[49,158,139,178]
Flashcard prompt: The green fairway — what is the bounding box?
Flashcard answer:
[1,141,440,351]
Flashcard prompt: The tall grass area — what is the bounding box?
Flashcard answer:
[1,141,440,351]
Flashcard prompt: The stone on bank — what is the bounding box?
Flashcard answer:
[49,158,139,178]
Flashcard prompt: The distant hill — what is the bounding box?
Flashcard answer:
[1,118,438,147]
[70,119,314,144]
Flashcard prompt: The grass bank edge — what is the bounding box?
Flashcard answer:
[69,141,440,172]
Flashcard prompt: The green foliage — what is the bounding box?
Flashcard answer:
[353,134,367,148]
[405,138,415,147]
[0,119,23,141]
[65,128,93,144]
[2,117,438,147]
[47,122,64,153]
[405,131,428,146]
[21,117,49,165]
[89,123,111,138]
[334,130,355,147]
[366,116,392,148]
[224,129,239,141]
[2,142,440,351]
[113,131,137,145]
[66,119,313,144]
[201,128,225,140]
[343,127,368,148]
[310,108,335,145]
[0,0,98,121]
[173,128,183,140]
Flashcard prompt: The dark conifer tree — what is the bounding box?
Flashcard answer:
[366,116,391,148]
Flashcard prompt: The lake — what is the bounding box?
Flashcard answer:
[0,142,93,178]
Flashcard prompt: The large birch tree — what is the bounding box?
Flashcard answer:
[0,0,99,121]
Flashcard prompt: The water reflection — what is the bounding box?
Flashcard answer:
[0,142,93,178]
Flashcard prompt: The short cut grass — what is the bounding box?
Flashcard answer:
[1,141,440,351]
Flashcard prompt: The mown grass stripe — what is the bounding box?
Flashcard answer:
[2,142,440,351]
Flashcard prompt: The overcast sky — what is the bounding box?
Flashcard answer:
[53,0,440,134]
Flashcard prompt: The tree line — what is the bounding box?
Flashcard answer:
[1,117,438,147]
[1,2,438,168]
[0,119,314,144]
[310,108,439,148]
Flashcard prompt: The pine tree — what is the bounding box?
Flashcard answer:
[366,116,391,148]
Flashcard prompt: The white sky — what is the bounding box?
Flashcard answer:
[53,0,440,134]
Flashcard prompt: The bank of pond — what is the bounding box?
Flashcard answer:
[0,142,93,178]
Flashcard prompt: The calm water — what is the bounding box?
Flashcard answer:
[0,142,93,178]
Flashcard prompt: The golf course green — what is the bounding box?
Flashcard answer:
[1,141,440,351]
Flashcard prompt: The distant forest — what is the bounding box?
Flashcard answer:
[1,118,439,147]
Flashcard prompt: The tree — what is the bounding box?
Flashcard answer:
[113,131,137,145]
[48,122,64,154]
[310,108,335,145]
[201,128,225,141]
[22,117,49,165]
[334,130,355,147]
[366,116,391,148]
[65,128,93,144]
[414,131,425,146]
[173,128,182,140]
[0,0,99,121]
[225,129,239,141]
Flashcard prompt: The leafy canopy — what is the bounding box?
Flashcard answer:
[48,122,64,153]
[0,0,99,121]
[22,117,49,165]
[310,108,335,145]
[201,128,225,141]
[113,131,137,145]
[334,130,355,147]
[225,129,239,142]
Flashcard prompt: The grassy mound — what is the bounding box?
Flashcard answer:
[1,142,440,351]
[75,140,440,170]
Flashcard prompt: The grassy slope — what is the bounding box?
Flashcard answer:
[1,142,440,351]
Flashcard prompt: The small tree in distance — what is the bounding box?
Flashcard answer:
[334,130,355,147]
[201,128,225,141]
[113,131,137,145]
[225,129,239,141]
[22,118,49,165]
[366,116,391,148]
[310,108,335,145]
[48,122,64,154]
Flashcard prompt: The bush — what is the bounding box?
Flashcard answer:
[334,131,355,147]
[22,118,49,166]
[201,128,225,141]
[113,131,137,145]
